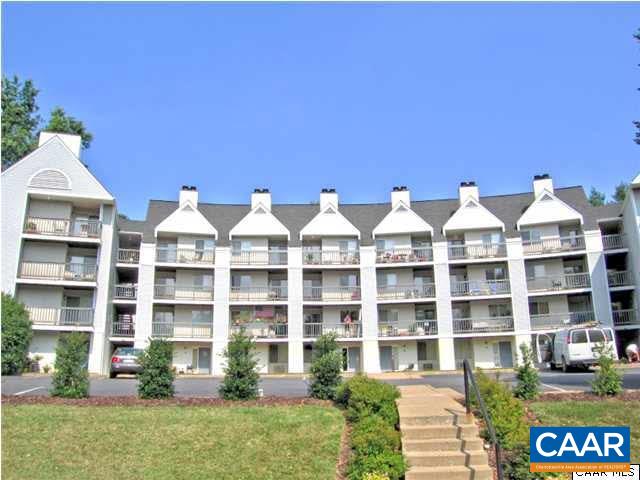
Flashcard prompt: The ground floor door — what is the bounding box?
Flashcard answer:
[380,346,393,371]
[342,347,361,372]
[195,348,211,374]
[497,342,513,368]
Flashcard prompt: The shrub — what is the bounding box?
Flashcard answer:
[513,342,540,400]
[362,473,390,480]
[347,451,406,480]
[591,343,623,396]
[137,339,175,399]
[219,328,259,400]
[1,293,33,375]
[351,415,401,456]
[336,375,400,426]
[51,332,90,398]
[308,333,342,400]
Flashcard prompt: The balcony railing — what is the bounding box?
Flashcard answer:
[378,319,438,337]
[156,247,215,264]
[23,217,101,238]
[230,323,288,338]
[114,284,137,299]
[522,235,585,256]
[112,315,135,337]
[303,249,360,266]
[376,247,433,264]
[602,234,626,250]
[303,286,361,302]
[453,316,514,334]
[608,271,633,287]
[19,261,97,282]
[448,243,507,260]
[26,306,94,327]
[117,248,140,263]
[154,284,214,301]
[526,273,591,292]
[376,283,436,300]
[230,249,288,266]
[151,321,213,338]
[530,311,595,330]
[450,279,510,296]
[229,286,287,301]
[303,322,362,338]
[612,309,639,326]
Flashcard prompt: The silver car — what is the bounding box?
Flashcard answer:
[110,347,144,378]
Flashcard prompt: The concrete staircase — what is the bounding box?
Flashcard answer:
[397,385,493,480]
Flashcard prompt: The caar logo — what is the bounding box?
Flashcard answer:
[530,427,631,473]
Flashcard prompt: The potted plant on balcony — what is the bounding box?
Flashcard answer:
[25,221,38,233]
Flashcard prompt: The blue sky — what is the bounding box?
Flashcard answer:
[2,2,639,219]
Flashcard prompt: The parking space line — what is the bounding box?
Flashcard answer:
[541,383,568,393]
[14,386,45,396]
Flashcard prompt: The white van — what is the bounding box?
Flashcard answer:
[536,326,617,372]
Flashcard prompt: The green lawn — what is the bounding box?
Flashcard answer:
[2,404,344,480]
[529,400,640,463]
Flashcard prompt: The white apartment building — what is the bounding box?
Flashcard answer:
[2,133,639,375]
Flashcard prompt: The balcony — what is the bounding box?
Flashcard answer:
[18,261,97,282]
[376,247,433,264]
[112,314,135,337]
[154,285,214,301]
[530,311,595,330]
[608,271,633,288]
[612,309,639,326]
[151,320,213,338]
[526,273,590,292]
[117,248,140,264]
[303,249,360,266]
[378,319,438,337]
[303,322,362,338]
[156,247,215,265]
[450,279,510,297]
[114,284,137,300]
[523,235,585,256]
[448,243,507,260]
[303,286,361,302]
[453,316,514,334]
[230,323,288,339]
[230,249,288,266]
[23,217,101,238]
[230,286,287,302]
[376,284,436,300]
[602,234,626,250]
[26,306,94,327]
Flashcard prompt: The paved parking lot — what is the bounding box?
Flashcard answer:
[3,368,640,397]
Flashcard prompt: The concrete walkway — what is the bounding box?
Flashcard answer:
[397,385,493,480]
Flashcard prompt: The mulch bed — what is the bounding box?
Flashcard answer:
[1,395,332,408]
[530,389,640,403]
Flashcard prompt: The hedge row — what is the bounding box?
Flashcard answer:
[336,375,406,480]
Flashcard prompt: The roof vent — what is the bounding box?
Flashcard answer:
[533,174,550,180]
[181,185,190,191]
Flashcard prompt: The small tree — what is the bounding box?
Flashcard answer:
[1,293,33,375]
[612,182,628,203]
[51,332,89,398]
[309,332,343,400]
[591,343,623,396]
[219,329,259,400]
[588,187,606,207]
[513,342,540,400]
[137,339,175,399]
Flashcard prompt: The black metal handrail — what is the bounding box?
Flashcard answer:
[463,359,504,480]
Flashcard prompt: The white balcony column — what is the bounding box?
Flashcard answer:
[134,243,156,349]
[287,246,304,373]
[433,241,455,370]
[88,203,115,374]
[438,337,456,371]
[360,245,380,373]
[212,246,231,375]
[514,334,533,366]
[585,230,613,327]
[506,237,531,332]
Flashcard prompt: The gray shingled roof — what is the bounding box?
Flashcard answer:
[125,186,611,245]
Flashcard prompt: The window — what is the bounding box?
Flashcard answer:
[304,311,322,323]
[154,309,174,323]
[191,310,211,325]
[588,329,605,343]
[414,272,433,286]
[378,309,399,323]
[339,274,358,287]
[269,345,280,363]
[416,307,436,321]
[339,240,358,252]
[563,260,584,274]
[482,232,503,245]
[452,305,469,319]
[528,301,550,315]
[521,230,541,243]
[194,274,213,287]
[525,263,546,279]
[489,304,512,317]
[571,330,587,344]
[376,239,394,251]
[377,272,397,287]
[232,240,251,253]
[231,275,251,288]
[485,267,507,281]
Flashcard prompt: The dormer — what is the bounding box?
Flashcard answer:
[373,186,433,238]
[299,189,360,240]
[517,175,583,230]
[443,182,505,235]
[155,186,217,238]
[229,189,290,239]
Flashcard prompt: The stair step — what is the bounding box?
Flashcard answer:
[406,450,488,467]
[399,412,475,426]
[402,424,479,440]
[406,465,493,480]
[403,437,485,453]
